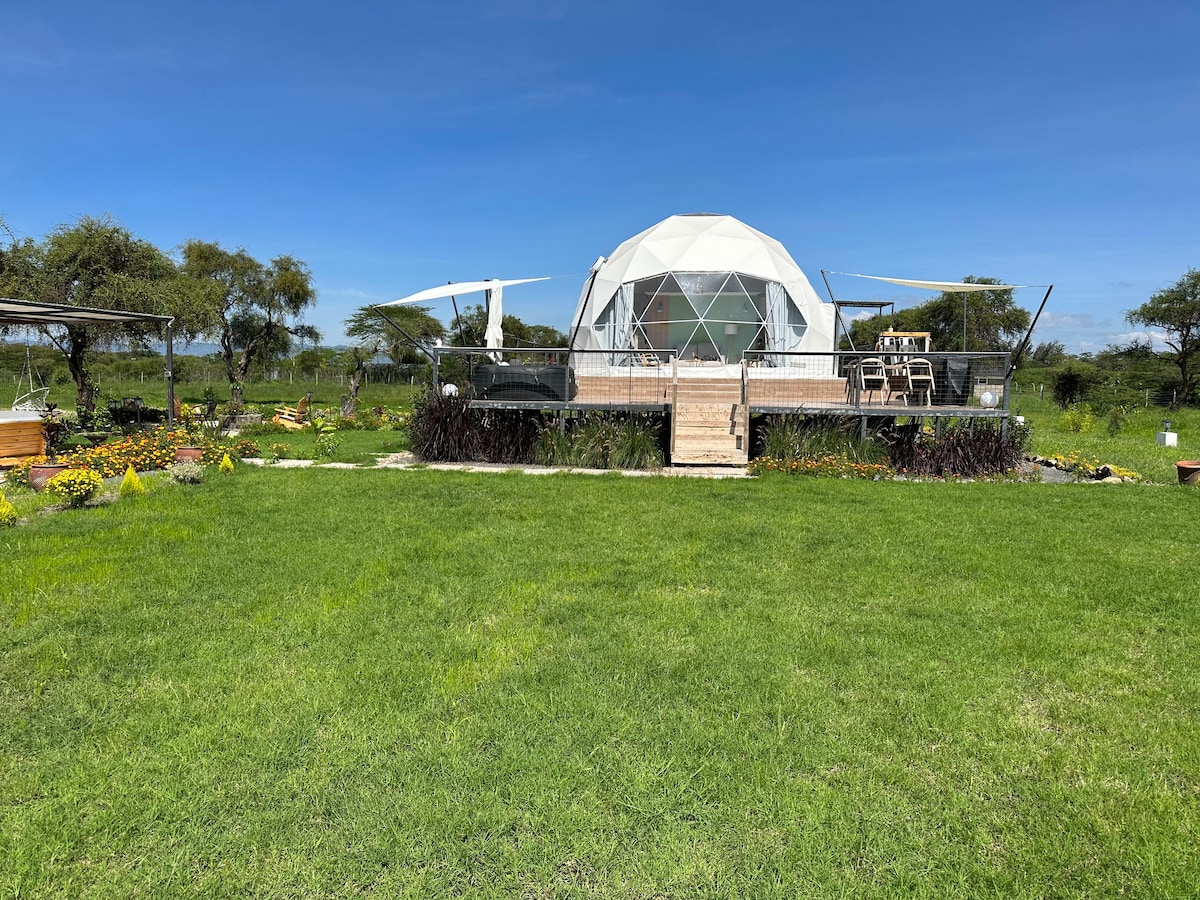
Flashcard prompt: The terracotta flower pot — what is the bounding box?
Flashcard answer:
[29,463,69,491]
[1176,460,1200,486]
[175,446,204,463]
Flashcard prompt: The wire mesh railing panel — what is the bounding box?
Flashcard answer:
[744,351,1011,411]
[431,348,1011,413]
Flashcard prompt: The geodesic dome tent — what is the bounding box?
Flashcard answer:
[568,214,835,374]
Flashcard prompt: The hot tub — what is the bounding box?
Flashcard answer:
[0,410,45,461]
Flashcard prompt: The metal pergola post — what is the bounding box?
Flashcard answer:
[165,319,176,425]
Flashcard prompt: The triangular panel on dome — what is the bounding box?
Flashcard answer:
[568,213,836,371]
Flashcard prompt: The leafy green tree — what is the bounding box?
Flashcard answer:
[448,304,566,348]
[1030,339,1068,366]
[292,346,335,381]
[181,240,318,390]
[917,276,1030,351]
[0,216,185,411]
[1126,268,1200,407]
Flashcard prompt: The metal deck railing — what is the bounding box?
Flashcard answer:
[430,347,1012,415]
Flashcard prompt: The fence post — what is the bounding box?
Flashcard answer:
[669,355,678,459]
[741,359,750,455]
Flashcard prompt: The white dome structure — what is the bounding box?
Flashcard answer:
[568,214,835,374]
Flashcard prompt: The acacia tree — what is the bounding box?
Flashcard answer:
[1126,268,1200,407]
[343,304,445,402]
[181,240,318,393]
[0,216,184,411]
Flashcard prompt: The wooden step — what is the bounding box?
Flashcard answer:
[671,400,748,466]
[670,448,746,465]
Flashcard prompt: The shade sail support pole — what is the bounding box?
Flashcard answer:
[1008,284,1054,376]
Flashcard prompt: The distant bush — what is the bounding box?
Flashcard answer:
[1053,366,1092,408]
[239,421,294,437]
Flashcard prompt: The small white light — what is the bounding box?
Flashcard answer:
[980,391,999,409]
[441,383,459,397]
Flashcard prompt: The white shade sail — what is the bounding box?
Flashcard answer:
[377,277,550,307]
[828,273,1023,292]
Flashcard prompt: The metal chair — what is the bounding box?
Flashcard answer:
[905,358,936,406]
[858,357,886,404]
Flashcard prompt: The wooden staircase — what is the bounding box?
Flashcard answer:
[670,375,748,466]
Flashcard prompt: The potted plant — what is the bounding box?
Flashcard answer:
[174,403,205,463]
[29,410,70,491]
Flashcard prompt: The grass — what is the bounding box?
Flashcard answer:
[2,468,1199,897]
[43,379,422,414]
[1010,390,1200,482]
[257,428,410,465]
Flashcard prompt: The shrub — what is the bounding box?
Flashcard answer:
[534,413,663,469]
[1053,366,1091,408]
[885,419,1026,478]
[0,493,17,527]
[8,427,259,482]
[756,415,886,465]
[535,425,572,466]
[1106,405,1128,436]
[46,468,104,508]
[478,410,543,464]
[169,461,206,484]
[219,453,235,475]
[409,389,482,462]
[313,434,342,461]
[119,466,146,497]
[1059,404,1096,433]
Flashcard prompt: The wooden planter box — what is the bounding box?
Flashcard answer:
[0,415,45,465]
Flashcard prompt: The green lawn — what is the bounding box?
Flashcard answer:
[2,469,1198,897]
[256,428,410,465]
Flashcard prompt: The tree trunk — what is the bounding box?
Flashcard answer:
[66,326,96,412]
[348,351,365,402]
[219,321,238,384]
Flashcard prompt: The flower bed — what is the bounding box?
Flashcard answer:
[5,428,259,487]
[748,454,893,479]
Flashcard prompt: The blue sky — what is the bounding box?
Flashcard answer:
[3,0,1198,352]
